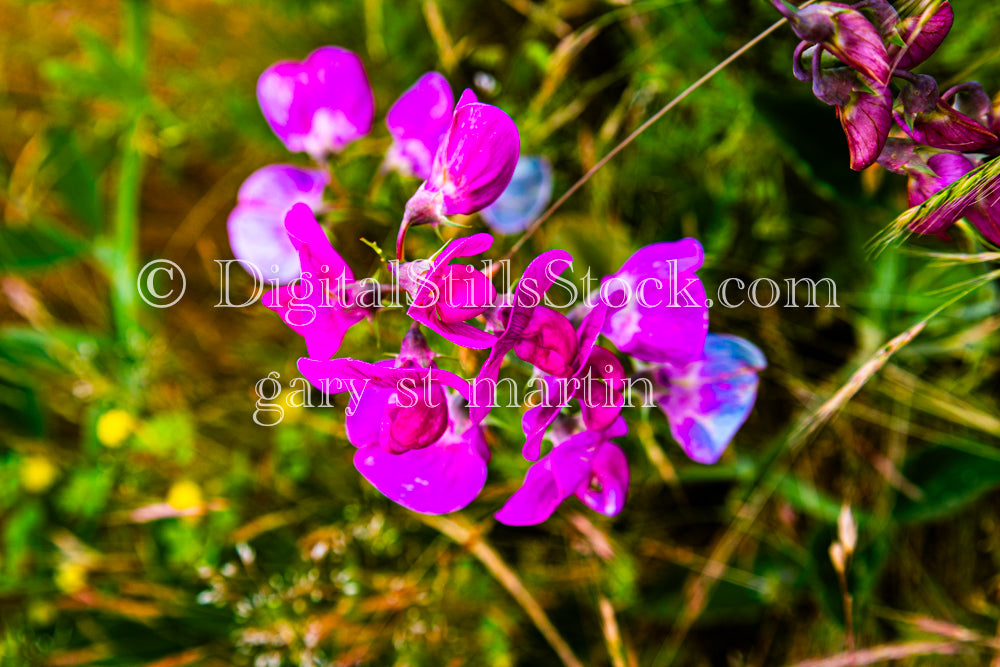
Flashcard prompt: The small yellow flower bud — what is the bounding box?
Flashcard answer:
[96,410,135,448]
[55,562,87,593]
[21,456,58,493]
[167,480,203,511]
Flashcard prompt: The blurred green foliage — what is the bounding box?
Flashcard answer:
[1,0,1000,665]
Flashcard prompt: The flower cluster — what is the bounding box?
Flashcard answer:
[228,47,766,524]
[773,0,1000,245]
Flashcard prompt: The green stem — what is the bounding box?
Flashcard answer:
[109,0,149,349]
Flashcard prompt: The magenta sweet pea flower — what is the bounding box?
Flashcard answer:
[385,72,454,180]
[396,233,498,350]
[495,417,629,526]
[652,334,766,465]
[600,239,708,365]
[227,165,329,284]
[257,46,375,161]
[297,330,489,515]
[397,90,519,258]
[263,203,369,360]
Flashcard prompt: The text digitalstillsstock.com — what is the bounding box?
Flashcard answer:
[210,258,839,318]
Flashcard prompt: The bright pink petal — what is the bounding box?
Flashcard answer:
[425,90,520,215]
[386,72,454,179]
[601,239,708,364]
[573,442,629,517]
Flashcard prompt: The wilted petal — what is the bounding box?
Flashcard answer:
[655,334,766,464]
[894,101,998,152]
[877,137,926,175]
[601,239,708,364]
[574,442,629,517]
[838,79,893,170]
[786,3,890,84]
[944,82,993,130]
[425,90,520,215]
[257,47,375,160]
[889,0,953,70]
[386,72,454,180]
[898,74,940,115]
[481,155,554,234]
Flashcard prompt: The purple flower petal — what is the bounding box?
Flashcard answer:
[889,1,953,70]
[655,334,766,464]
[386,72,454,180]
[838,78,893,171]
[894,101,998,153]
[573,442,629,517]
[494,430,600,526]
[481,155,554,234]
[470,249,574,424]
[424,89,520,215]
[263,204,363,360]
[257,47,375,160]
[227,165,329,285]
[404,233,498,350]
[345,379,393,448]
[788,3,890,85]
[354,396,489,514]
[601,239,708,364]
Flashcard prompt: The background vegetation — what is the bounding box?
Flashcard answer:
[1,0,1000,664]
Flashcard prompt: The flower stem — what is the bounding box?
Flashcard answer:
[420,514,585,667]
[109,0,149,349]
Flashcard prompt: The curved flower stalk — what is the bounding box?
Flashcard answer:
[396,233,498,349]
[257,46,375,162]
[651,334,767,465]
[774,1,890,84]
[227,165,329,284]
[385,72,454,179]
[263,203,371,360]
[481,155,554,234]
[600,239,709,364]
[298,329,489,515]
[397,89,520,258]
[495,417,629,526]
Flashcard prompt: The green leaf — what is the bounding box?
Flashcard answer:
[893,445,1000,523]
[42,127,104,233]
[0,221,87,273]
